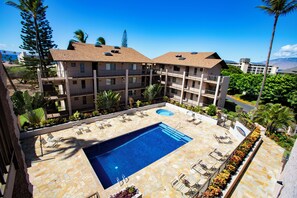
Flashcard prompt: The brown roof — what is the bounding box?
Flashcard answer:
[153,52,226,68]
[50,43,153,63]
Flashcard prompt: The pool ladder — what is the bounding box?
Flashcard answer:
[117,174,129,186]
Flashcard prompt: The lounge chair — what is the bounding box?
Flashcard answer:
[123,114,132,121]
[73,126,83,135]
[213,134,231,144]
[136,111,144,118]
[47,133,63,142]
[187,116,195,122]
[81,123,91,133]
[191,164,208,176]
[102,120,112,127]
[171,178,191,196]
[178,173,198,188]
[140,111,148,116]
[41,137,58,148]
[95,121,104,129]
[209,148,224,161]
[193,118,202,125]
[119,116,126,122]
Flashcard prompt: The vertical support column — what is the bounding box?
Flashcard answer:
[164,69,168,96]
[37,68,43,92]
[180,71,186,104]
[255,67,258,74]
[149,69,153,85]
[213,76,221,106]
[125,69,129,107]
[64,70,72,115]
[93,70,97,110]
[197,74,204,106]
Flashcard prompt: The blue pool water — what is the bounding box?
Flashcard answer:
[156,109,174,116]
[83,122,192,189]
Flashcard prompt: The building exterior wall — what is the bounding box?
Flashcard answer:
[230,59,278,75]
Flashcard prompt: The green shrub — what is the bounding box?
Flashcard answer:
[92,110,99,116]
[207,104,217,116]
[73,111,81,120]
[163,96,169,102]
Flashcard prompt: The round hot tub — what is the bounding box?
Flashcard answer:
[156,109,174,116]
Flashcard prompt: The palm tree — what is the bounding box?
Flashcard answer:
[253,103,295,133]
[255,0,297,108]
[96,90,121,111]
[6,0,46,73]
[73,29,88,43]
[143,84,162,103]
[96,37,106,45]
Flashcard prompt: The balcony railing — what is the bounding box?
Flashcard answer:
[205,89,216,95]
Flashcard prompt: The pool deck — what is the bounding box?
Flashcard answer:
[21,106,240,198]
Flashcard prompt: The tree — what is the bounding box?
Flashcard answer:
[96,37,106,45]
[73,29,88,43]
[236,74,263,97]
[143,84,162,103]
[96,90,121,111]
[121,29,128,47]
[253,103,295,133]
[221,65,243,76]
[256,0,297,108]
[6,0,57,74]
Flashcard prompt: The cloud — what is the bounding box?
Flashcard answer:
[274,44,297,58]
[0,43,7,48]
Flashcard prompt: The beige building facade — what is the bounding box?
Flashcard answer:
[231,58,278,74]
[154,52,230,107]
[39,44,230,115]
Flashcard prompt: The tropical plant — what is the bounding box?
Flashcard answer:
[96,90,121,110]
[136,100,142,108]
[256,0,297,108]
[22,108,45,126]
[10,90,46,115]
[253,103,295,133]
[96,36,106,45]
[73,29,88,43]
[121,29,128,47]
[6,0,57,73]
[143,84,162,103]
[129,97,134,108]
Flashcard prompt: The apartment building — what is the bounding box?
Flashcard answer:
[39,43,158,115]
[230,58,278,74]
[0,53,32,198]
[154,52,230,107]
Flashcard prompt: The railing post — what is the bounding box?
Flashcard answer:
[180,71,186,104]
[93,70,97,110]
[213,76,221,106]
[164,69,168,96]
[197,74,204,106]
[65,71,72,115]
[125,69,129,108]
[149,69,153,85]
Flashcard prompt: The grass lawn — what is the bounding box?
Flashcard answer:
[19,108,45,127]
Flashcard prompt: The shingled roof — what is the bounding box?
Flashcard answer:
[50,43,153,63]
[153,52,226,68]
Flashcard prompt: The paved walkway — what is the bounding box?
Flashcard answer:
[231,135,285,198]
[226,95,255,112]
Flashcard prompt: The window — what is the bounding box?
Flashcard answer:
[192,81,195,87]
[190,93,194,100]
[171,89,178,94]
[106,78,116,85]
[73,80,77,85]
[173,66,180,71]
[129,77,137,83]
[71,63,76,67]
[200,68,203,72]
[82,96,87,104]
[194,68,197,75]
[128,90,136,96]
[80,63,85,73]
[74,97,79,101]
[81,80,86,89]
[106,63,116,70]
[129,64,137,70]
[172,77,177,83]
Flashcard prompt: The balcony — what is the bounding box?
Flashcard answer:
[184,86,200,94]
[41,76,65,83]
[70,91,94,97]
[204,75,222,84]
[97,69,143,77]
[202,89,216,99]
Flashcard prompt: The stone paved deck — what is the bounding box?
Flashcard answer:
[21,106,240,198]
[231,135,285,198]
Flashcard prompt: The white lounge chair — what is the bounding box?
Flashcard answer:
[140,111,148,116]
[95,121,104,129]
[119,116,126,122]
[102,120,112,127]
[171,178,191,196]
[81,123,91,133]
[41,137,58,148]
[73,126,83,135]
[136,111,144,118]
[187,116,195,122]
[193,118,202,125]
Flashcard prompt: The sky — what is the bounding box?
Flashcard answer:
[0,0,297,62]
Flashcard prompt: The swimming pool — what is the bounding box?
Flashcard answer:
[156,109,174,116]
[83,122,192,189]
